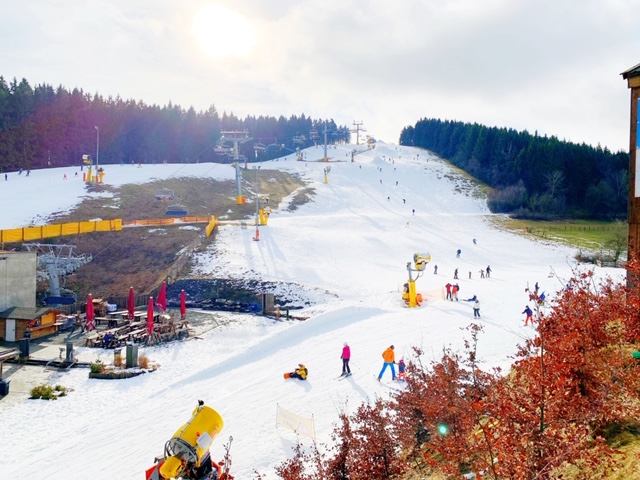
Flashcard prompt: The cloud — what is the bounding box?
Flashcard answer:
[0,0,638,149]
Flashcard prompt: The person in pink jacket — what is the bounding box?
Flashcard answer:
[341,342,351,377]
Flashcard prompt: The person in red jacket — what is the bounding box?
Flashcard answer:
[378,345,396,381]
[341,342,351,377]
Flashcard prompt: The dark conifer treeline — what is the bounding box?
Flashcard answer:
[400,119,629,219]
[0,76,350,171]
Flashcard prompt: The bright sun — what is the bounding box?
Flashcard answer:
[191,5,256,58]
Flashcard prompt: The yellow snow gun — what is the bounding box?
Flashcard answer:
[413,252,431,271]
[146,401,228,480]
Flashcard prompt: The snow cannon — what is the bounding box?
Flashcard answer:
[146,402,225,480]
[413,252,431,271]
[403,252,430,308]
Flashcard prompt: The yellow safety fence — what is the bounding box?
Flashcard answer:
[123,216,211,227]
[0,216,218,242]
[124,215,217,237]
[205,216,217,238]
[0,219,123,243]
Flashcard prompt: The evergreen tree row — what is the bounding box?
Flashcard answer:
[0,76,350,171]
[400,119,629,220]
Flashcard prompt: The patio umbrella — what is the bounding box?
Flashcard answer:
[127,287,135,321]
[146,296,155,336]
[156,282,167,312]
[85,293,95,331]
[180,289,187,321]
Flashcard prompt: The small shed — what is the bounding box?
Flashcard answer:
[0,307,60,342]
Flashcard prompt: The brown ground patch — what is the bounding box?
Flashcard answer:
[12,169,307,300]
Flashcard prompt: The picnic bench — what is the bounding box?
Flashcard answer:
[126,328,148,343]
[94,317,110,326]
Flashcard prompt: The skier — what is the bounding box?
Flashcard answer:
[486,265,492,278]
[433,264,438,275]
[285,364,308,380]
[480,269,485,278]
[452,284,459,301]
[522,306,534,326]
[466,294,477,302]
[473,238,477,245]
[473,299,481,318]
[456,249,461,258]
[454,268,459,279]
[341,342,351,377]
[397,358,407,382]
[445,283,452,300]
[534,281,539,293]
[377,345,396,381]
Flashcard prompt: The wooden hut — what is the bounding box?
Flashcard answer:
[0,307,61,341]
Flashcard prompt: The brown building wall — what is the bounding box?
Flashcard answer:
[627,77,640,270]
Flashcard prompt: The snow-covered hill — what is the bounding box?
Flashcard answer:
[0,143,624,479]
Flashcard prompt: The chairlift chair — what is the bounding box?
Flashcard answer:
[155,188,175,201]
[165,204,188,216]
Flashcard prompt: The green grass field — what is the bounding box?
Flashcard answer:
[493,217,627,252]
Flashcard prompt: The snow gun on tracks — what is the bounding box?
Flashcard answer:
[145,400,233,480]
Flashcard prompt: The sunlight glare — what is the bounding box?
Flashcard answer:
[191,5,256,58]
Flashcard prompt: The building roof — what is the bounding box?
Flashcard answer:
[622,63,640,80]
[0,306,54,320]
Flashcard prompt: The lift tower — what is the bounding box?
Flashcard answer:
[23,243,92,305]
[351,121,366,145]
[221,130,251,204]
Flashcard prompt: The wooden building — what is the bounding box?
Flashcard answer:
[0,307,61,341]
[622,63,640,275]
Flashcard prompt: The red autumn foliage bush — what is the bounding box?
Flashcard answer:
[269,261,640,479]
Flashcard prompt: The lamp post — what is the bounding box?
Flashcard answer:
[253,166,260,241]
[94,126,100,168]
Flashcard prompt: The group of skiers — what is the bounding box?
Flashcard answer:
[285,343,407,383]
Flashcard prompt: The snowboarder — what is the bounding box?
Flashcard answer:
[456,249,461,258]
[473,299,481,318]
[445,283,452,300]
[341,342,351,377]
[378,345,396,381]
[466,294,477,302]
[486,265,492,278]
[397,358,407,382]
[523,306,534,326]
[285,364,308,380]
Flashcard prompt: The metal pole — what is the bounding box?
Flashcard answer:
[94,126,100,168]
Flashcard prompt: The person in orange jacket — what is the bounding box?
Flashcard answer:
[377,345,396,381]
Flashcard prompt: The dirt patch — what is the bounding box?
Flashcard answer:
[8,169,308,300]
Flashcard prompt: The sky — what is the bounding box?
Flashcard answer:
[0,143,625,479]
[1,1,639,150]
